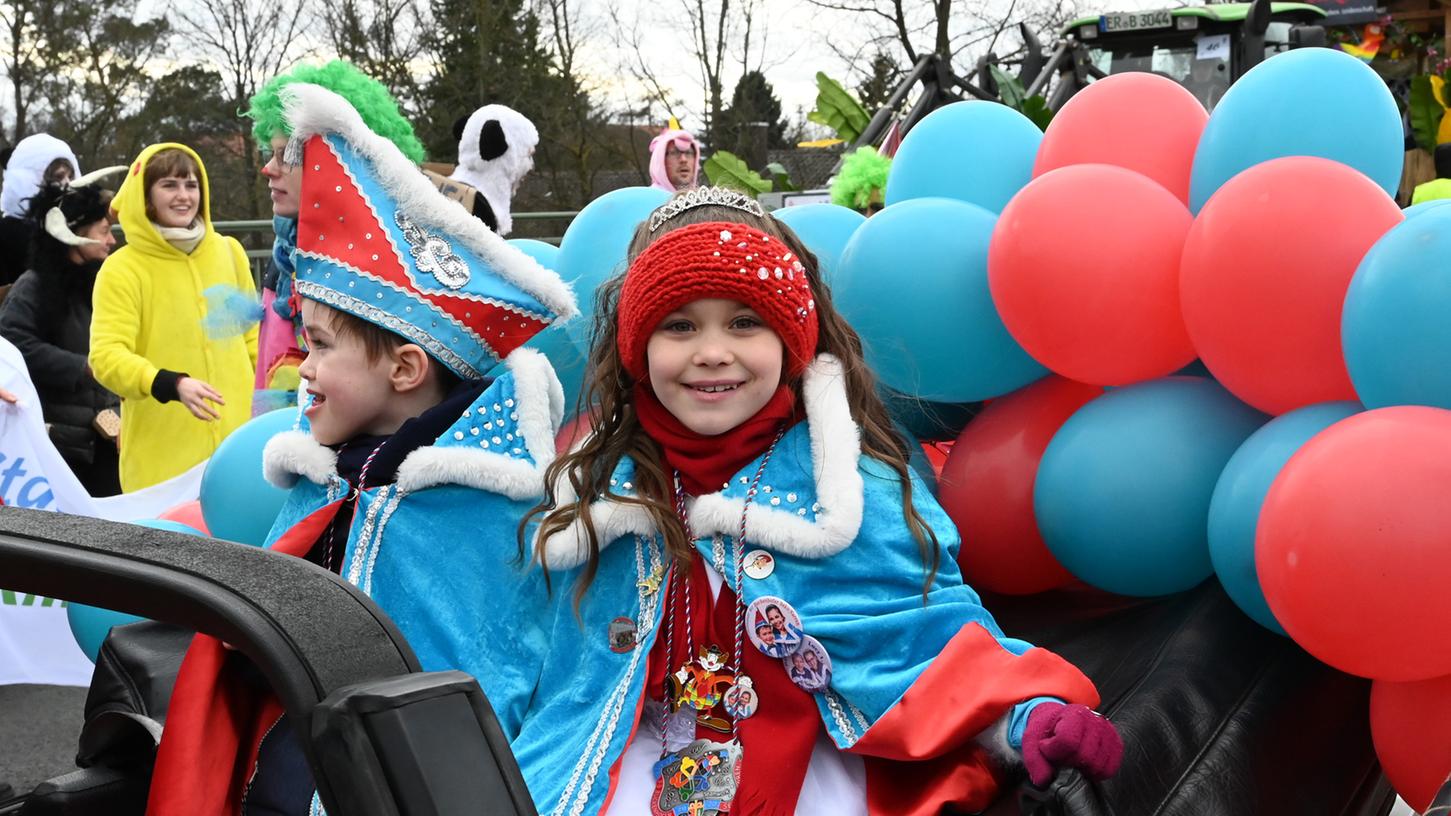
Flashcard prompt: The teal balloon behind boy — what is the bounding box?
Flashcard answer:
[886,102,1043,213]
[835,197,1045,402]
[1344,208,1451,410]
[68,518,204,661]
[556,186,670,352]
[500,238,586,409]
[199,408,293,546]
[1207,401,1360,634]
[1035,377,1266,597]
[1189,48,1403,212]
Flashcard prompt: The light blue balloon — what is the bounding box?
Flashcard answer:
[1207,401,1360,634]
[835,197,1046,401]
[1035,377,1266,597]
[199,408,294,546]
[487,321,588,415]
[772,204,865,284]
[1343,207,1451,409]
[506,238,561,270]
[496,237,586,409]
[67,518,203,661]
[556,186,671,351]
[1401,199,1451,220]
[885,102,1044,213]
[1189,49,1403,212]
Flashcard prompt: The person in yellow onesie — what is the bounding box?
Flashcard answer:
[90,144,258,492]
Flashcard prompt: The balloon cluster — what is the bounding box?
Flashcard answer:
[771,50,1447,809]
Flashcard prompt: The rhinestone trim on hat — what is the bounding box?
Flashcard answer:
[295,279,484,379]
[397,210,470,289]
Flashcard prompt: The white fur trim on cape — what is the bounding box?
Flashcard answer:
[536,354,865,570]
[263,429,338,488]
[277,84,576,324]
[974,711,1023,774]
[394,347,564,499]
[450,104,539,236]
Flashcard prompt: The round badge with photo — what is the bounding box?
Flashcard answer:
[743,549,775,580]
[607,616,637,654]
[746,595,804,658]
[784,635,833,693]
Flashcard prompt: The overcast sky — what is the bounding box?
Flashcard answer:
[562,0,1167,133]
[567,0,882,133]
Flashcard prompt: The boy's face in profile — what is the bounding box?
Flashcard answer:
[298,300,399,446]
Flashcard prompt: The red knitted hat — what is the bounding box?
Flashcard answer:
[617,220,819,380]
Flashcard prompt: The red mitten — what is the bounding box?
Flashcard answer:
[1020,702,1123,787]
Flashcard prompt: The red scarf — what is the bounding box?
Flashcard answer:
[633,384,799,496]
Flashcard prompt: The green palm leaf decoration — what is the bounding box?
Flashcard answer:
[703,150,773,194]
[807,72,871,144]
[1410,75,1444,154]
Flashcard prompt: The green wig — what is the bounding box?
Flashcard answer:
[247,60,426,164]
[830,146,892,211]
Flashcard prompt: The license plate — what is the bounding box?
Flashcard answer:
[1100,9,1173,32]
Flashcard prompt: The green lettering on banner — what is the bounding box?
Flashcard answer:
[0,589,63,606]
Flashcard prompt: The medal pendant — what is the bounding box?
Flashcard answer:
[674,646,733,713]
[722,676,758,721]
[650,738,742,816]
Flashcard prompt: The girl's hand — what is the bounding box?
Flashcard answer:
[1021,702,1123,787]
[177,377,225,421]
[0,387,17,404]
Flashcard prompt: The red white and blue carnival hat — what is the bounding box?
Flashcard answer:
[280,83,577,380]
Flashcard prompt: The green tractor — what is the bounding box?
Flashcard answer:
[850,0,1330,150]
[1049,1,1328,110]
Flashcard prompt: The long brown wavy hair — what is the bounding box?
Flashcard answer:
[522,195,941,607]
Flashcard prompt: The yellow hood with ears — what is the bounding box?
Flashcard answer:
[112,142,216,259]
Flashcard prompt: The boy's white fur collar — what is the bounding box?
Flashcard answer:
[262,347,562,501]
[535,354,864,570]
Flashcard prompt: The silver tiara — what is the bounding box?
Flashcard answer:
[648,186,767,232]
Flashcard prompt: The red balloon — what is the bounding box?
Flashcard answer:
[1371,674,1451,811]
[938,375,1102,594]
[990,164,1195,386]
[158,499,210,536]
[1034,72,1208,204]
[920,441,951,479]
[1180,157,1402,415]
[1257,406,1451,681]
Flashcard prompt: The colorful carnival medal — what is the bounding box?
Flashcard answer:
[652,432,783,816]
[669,645,737,732]
[650,738,743,816]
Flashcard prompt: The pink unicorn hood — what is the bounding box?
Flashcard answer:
[649,128,700,192]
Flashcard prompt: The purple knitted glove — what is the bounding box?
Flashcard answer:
[1021,702,1123,787]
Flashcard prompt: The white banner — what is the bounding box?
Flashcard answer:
[0,338,204,685]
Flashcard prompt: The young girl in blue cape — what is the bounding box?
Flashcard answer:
[515,189,1123,816]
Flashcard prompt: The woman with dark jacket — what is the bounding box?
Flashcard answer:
[0,169,123,495]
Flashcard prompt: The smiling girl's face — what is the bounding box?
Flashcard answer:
[645,297,783,436]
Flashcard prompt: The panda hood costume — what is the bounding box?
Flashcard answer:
[448,104,538,235]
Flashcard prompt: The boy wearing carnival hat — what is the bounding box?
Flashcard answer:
[144,82,576,816]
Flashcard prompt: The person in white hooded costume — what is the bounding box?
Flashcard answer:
[0,134,80,287]
[447,104,539,235]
